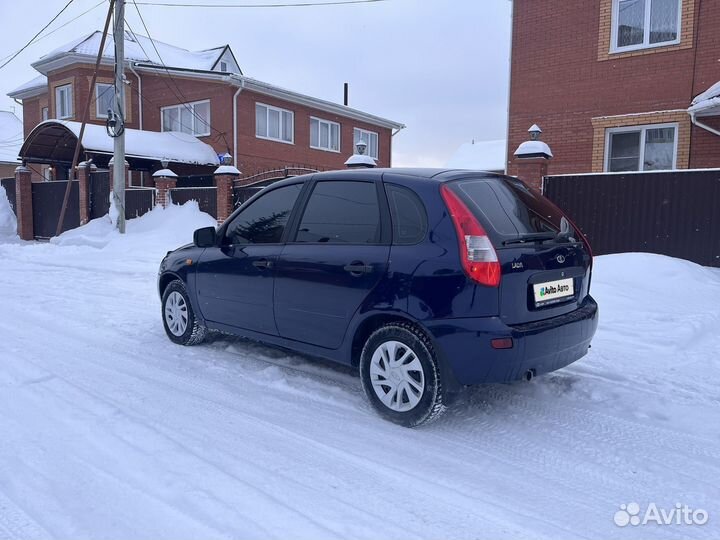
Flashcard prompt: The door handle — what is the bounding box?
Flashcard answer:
[343,261,372,276]
[252,259,273,269]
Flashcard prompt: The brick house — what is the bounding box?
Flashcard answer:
[507,0,720,177]
[7,31,403,182]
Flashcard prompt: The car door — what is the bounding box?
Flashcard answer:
[274,178,391,349]
[195,182,304,335]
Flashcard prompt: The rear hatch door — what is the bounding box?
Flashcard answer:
[448,176,592,325]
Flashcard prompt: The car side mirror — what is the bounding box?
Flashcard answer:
[193,226,217,248]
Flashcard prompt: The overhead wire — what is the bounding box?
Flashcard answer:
[0,0,77,70]
[125,4,231,149]
[133,0,387,7]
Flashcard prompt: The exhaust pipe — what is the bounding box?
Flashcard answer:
[523,369,535,382]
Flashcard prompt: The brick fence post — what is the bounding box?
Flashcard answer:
[152,168,178,208]
[513,124,553,193]
[515,157,549,192]
[214,165,241,225]
[76,161,94,225]
[14,165,33,241]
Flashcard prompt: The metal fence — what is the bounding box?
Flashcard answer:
[31,180,80,239]
[176,175,214,188]
[543,169,720,267]
[233,185,264,208]
[89,170,110,220]
[125,188,155,218]
[170,187,217,218]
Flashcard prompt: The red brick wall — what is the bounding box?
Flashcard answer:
[508,0,720,175]
[234,90,391,174]
[22,97,42,138]
[22,67,393,177]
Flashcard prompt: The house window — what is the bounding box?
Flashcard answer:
[55,84,73,119]
[161,100,211,137]
[256,103,293,143]
[310,117,340,152]
[41,107,48,121]
[353,127,379,159]
[220,61,228,72]
[605,123,677,172]
[612,0,681,52]
[96,83,114,118]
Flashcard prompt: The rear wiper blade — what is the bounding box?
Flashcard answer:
[502,233,557,245]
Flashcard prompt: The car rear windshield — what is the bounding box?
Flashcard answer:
[448,176,568,243]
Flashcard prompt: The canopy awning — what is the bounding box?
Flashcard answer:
[689,81,720,117]
[19,120,220,170]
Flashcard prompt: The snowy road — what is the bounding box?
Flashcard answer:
[1,204,719,540]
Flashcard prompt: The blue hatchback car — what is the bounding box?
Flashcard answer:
[158,169,598,426]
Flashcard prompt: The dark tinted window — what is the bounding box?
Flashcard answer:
[451,177,566,240]
[225,184,301,244]
[386,184,427,244]
[296,181,380,244]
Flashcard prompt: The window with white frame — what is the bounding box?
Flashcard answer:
[353,127,379,159]
[310,117,340,152]
[220,61,228,72]
[256,103,293,143]
[161,100,211,137]
[41,107,48,121]
[96,83,114,118]
[55,84,73,119]
[605,123,677,172]
[612,0,681,52]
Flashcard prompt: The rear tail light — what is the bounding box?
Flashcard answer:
[441,184,501,287]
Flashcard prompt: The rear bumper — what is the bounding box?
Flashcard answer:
[424,296,599,385]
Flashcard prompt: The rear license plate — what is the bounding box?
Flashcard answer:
[533,277,574,307]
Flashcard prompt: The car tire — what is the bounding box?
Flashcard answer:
[360,322,447,427]
[161,279,207,346]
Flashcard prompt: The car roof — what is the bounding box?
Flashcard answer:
[272,168,507,187]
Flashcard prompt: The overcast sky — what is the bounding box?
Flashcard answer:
[0,0,512,167]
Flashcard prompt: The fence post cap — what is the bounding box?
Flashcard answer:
[213,165,241,176]
[108,157,130,166]
[14,165,31,173]
[152,168,178,178]
[344,154,377,168]
[514,140,553,160]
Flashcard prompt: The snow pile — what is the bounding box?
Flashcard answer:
[1,223,719,539]
[0,185,18,241]
[51,201,216,261]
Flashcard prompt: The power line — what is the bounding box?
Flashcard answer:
[0,0,77,70]
[0,0,107,65]
[125,5,230,148]
[133,0,387,7]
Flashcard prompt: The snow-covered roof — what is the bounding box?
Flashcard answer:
[8,31,402,132]
[514,140,553,158]
[23,120,219,166]
[0,111,23,165]
[7,74,48,99]
[688,80,720,117]
[446,139,507,172]
[31,31,240,76]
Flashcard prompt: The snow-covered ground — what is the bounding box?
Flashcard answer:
[0,202,718,540]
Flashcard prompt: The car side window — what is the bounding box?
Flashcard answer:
[295,181,380,244]
[224,184,302,244]
[386,184,427,244]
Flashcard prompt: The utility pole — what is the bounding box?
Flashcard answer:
[113,0,126,233]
